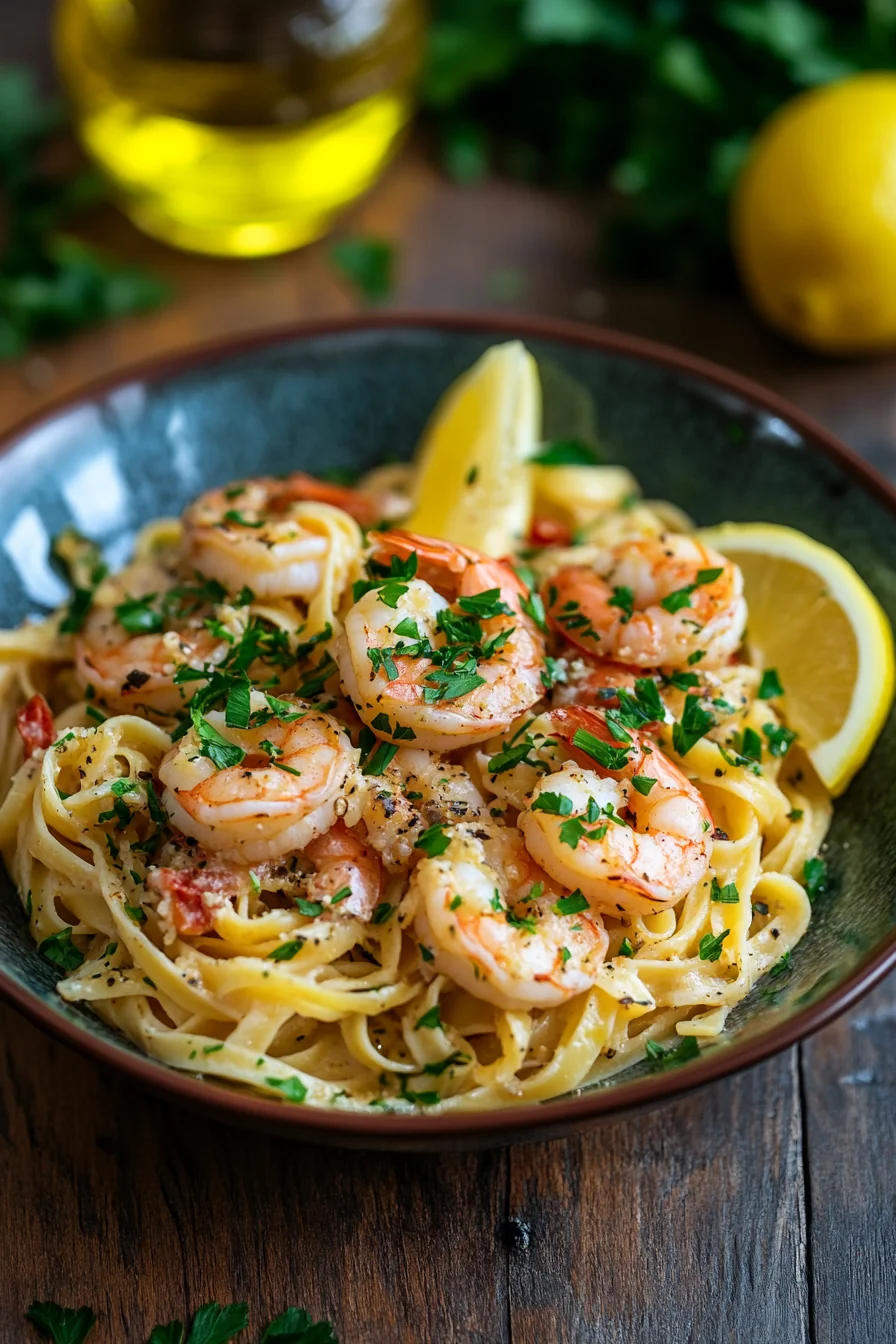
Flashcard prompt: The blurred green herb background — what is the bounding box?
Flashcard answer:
[0,65,169,360]
[423,0,896,286]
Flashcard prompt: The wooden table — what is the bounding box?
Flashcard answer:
[3,13,896,1344]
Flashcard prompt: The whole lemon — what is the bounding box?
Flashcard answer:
[733,73,896,354]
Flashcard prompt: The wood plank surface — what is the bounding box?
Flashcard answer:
[2,7,896,1344]
[508,1054,809,1344]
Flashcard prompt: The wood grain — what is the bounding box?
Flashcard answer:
[507,1053,809,1344]
[801,978,896,1344]
[0,1002,510,1344]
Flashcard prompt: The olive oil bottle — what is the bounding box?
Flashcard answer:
[55,0,425,257]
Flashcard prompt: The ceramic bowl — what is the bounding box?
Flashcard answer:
[1,314,894,1150]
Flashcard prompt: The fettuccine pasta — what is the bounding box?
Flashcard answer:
[0,368,833,1113]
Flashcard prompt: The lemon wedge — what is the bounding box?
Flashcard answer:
[698,522,894,795]
[406,341,540,555]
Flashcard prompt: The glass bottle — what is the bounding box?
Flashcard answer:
[55,0,425,257]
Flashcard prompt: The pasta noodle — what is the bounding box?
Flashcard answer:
[0,388,833,1115]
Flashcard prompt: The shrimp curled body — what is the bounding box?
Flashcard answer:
[520,706,713,917]
[544,534,745,669]
[183,475,363,601]
[337,530,546,752]
[412,827,608,1011]
[158,692,365,865]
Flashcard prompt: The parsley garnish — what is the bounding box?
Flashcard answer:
[531,438,600,466]
[763,722,797,758]
[618,936,634,956]
[672,695,714,756]
[415,1005,442,1030]
[552,890,589,916]
[803,856,828,900]
[644,1036,700,1070]
[37,927,83,973]
[698,928,729,961]
[608,585,635,623]
[630,774,656,796]
[115,595,163,635]
[296,898,324,917]
[571,728,631,770]
[659,567,724,614]
[371,902,395,924]
[521,590,547,631]
[266,1076,308,1104]
[710,877,740,904]
[758,668,784,699]
[267,939,305,961]
[457,588,513,619]
[415,823,451,857]
[530,792,574,816]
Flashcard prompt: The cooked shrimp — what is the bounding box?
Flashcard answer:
[16,692,55,759]
[361,746,486,870]
[412,825,608,1011]
[75,605,229,715]
[301,820,383,920]
[520,706,713,917]
[158,692,366,864]
[183,475,362,600]
[543,533,745,669]
[552,659,661,711]
[336,530,546,752]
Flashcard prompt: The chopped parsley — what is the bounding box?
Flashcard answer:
[296,898,324,917]
[266,1076,307,1104]
[530,791,574,816]
[114,595,163,635]
[267,939,305,961]
[371,902,395,924]
[698,929,729,962]
[415,823,451,857]
[758,668,784,700]
[644,1035,700,1070]
[618,936,634,957]
[552,890,589,916]
[608,585,635,623]
[571,728,630,770]
[659,567,724,614]
[803,856,828,901]
[531,438,600,466]
[415,1005,442,1030]
[672,695,714,756]
[630,775,656,796]
[763,722,797,758]
[37,927,84,973]
[710,877,740,904]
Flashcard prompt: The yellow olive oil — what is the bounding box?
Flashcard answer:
[55,0,425,257]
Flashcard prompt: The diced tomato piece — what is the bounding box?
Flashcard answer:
[529,517,572,548]
[16,693,55,759]
[147,867,237,936]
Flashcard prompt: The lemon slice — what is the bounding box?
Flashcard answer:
[698,522,894,795]
[406,341,540,555]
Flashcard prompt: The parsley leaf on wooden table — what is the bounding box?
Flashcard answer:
[25,1301,97,1344]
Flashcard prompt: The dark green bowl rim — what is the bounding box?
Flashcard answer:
[2,310,894,1145]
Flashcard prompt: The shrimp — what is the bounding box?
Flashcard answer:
[519,706,713,917]
[158,691,366,864]
[301,820,383,920]
[412,825,608,1011]
[76,605,229,715]
[336,530,546,752]
[552,660,660,711]
[183,475,363,600]
[543,533,745,669]
[361,746,486,870]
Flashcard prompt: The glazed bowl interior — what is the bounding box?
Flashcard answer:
[1,316,894,1148]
